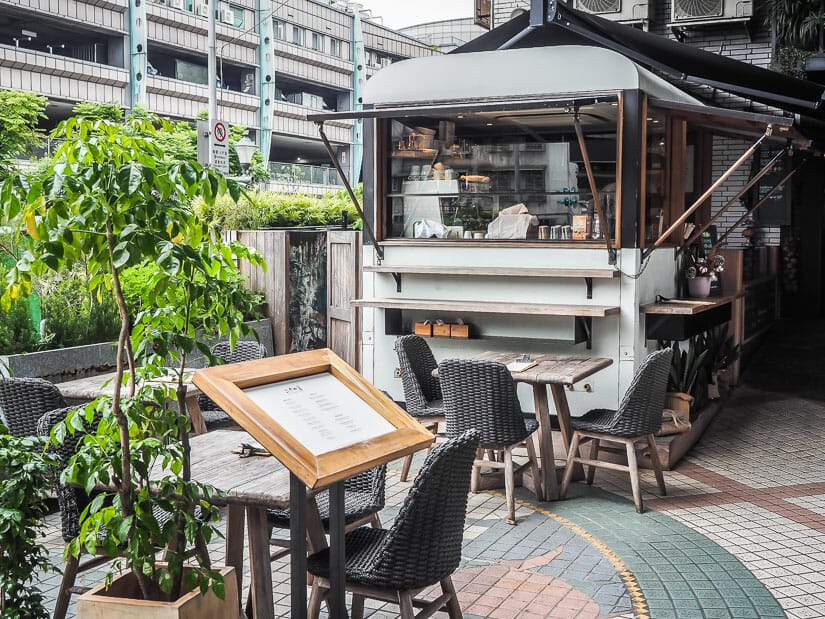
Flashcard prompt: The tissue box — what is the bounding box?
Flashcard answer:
[433,323,451,337]
[414,322,432,337]
[450,324,470,339]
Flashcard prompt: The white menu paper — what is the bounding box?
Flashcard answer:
[243,373,396,456]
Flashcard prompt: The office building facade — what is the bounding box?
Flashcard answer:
[0,0,434,190]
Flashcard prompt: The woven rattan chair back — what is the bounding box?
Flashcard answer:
[37,405,99,542]
[439,358,530,447]
[0,377,67,437]
[611,348,673,436]
[394,335,442,414]
[358,429,479,590]
[198,340,267,414]
[269,464,386,528]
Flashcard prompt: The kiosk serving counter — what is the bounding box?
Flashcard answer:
[308,32,813,432]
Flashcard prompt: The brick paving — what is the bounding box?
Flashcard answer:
[30,320,825,618]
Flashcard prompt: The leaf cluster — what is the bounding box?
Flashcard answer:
[0,90,48,173]
[193,184,364,232]
[0,427,57,618]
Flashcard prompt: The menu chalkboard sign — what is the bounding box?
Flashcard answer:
[751,148,791,226]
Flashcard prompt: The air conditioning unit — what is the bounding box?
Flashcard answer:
[671,0,752,25]
[168,0,183,10]
[220,8,235,23]
[195,2,209,17]
[574,0,649,23]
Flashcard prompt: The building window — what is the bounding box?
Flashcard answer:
[329,38,341,58]
[292,25,305,46]
[311,31,323,52]
[273,20,285,40]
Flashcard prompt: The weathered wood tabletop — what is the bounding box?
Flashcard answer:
[55,371,208,434]
[470,351,613,386]
[184,430,290,509]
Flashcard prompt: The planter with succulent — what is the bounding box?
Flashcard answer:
[0,114,264,615]
[658,335,711,422]
[703,324,741,398]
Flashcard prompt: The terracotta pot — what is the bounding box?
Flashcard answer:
[77,565,238,619]
[687,275,712,298]
[664,392,694,419]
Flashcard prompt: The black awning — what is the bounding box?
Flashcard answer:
[453,6,825,120]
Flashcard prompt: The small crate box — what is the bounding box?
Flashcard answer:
[432,323,451,338]
[414,322,432,337]
[450,323,470,339]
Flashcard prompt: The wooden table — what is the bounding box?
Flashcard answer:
[55,371,209,434]
[469,352,612,501]
[174,430,328,619]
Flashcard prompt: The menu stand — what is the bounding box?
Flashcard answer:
[194,349,434,618]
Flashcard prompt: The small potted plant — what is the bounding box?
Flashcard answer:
[685,253,725,298]
[1,113,264,617]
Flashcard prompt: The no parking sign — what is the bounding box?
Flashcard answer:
[197,118,230,174]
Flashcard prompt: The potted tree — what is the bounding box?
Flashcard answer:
[0,113,264,616]
[658,335,710,423]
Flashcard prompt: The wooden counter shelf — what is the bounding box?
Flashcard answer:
[640,295,738,315]
[352,298,620,317]
[364,264,618,297]
[642,296,733,341]
[351,298,621,349]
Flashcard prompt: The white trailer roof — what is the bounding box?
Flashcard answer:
[364,46,702,108]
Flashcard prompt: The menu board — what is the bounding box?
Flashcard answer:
[752,148,791,226]
[243,373,396,456]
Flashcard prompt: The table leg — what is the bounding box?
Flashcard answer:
[290,474,308,619]
[328,481,348,619]
[532,385,558,501]
[247,506,275,619]
[549,383,584,479]
[185,392,207,434]
[225,504,245,610]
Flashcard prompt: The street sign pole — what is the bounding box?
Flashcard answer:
[208,0,217,167]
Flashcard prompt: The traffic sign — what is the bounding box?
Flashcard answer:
[197,119,230,174]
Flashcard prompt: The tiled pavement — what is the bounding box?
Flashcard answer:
[32,320,825,618]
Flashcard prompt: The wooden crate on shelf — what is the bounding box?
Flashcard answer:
[414,322,432,337]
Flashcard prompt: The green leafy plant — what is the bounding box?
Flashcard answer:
[658,336,710,399]
[193,185,363,232]
[0,90,47,173]
[0,426,57,618]
[1,112,265,602]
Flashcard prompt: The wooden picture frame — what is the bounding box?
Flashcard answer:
[193,348,434,488]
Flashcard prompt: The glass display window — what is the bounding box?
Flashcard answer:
[382,102,619,243]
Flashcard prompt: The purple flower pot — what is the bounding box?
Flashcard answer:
[688,276,712,299]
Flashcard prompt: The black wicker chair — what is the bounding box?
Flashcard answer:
[0,376,67,437]
[306,430,480,619]
[560,348,673,513]
[264,466,386,564]
[438,358,540,525]
[394,335,445,481]
[37,406,110,619]
[197,340,267,429]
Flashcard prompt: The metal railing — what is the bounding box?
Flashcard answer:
[268,162,342,187]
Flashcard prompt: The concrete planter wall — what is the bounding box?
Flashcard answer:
[0,319,274,382]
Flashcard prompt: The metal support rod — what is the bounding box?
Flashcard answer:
[289,473,307,619]
[392,272,402,293]
[316,121,384,262]
[328,481,348,618]
[207,0,217,167]
[652,126,772,249]
[712,161,804,252]
[574,112,616,264]
[584,277,593,300]
[679,147,787,254]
